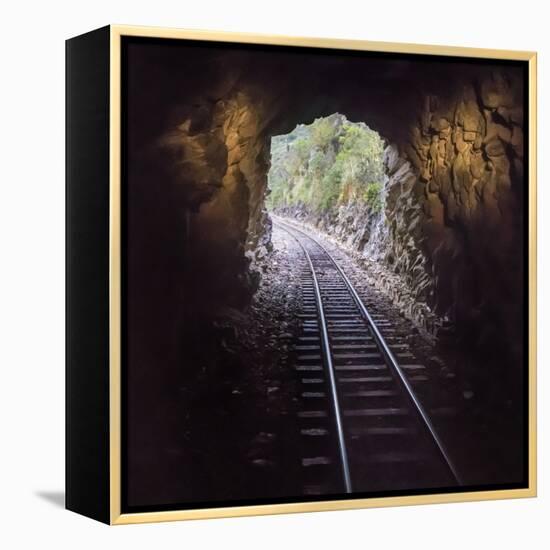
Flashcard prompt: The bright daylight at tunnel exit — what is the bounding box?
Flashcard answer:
[122,36,529,512]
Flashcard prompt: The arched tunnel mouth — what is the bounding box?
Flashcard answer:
[266,114,386,220]
[121,36,529,513]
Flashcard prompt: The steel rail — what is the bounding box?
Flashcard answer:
[275,220,353,493]
[274,216,462,486]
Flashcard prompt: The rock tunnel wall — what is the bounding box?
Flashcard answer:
[125,40,526,388]
[392,74,525,371]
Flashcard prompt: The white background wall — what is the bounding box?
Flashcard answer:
[0,0,546,547]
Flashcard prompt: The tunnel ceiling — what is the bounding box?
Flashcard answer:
[128,42,498,147]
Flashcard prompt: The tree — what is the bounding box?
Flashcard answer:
[310,117,336,152]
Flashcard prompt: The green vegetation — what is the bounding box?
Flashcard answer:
[267,113,385,214]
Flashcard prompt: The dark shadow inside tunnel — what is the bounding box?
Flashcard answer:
[120,35,529,512]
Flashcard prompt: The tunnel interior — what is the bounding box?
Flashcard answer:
[123,37,527,508]
[127,40,525,376]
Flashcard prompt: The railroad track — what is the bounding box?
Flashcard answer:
[273,217,461,497]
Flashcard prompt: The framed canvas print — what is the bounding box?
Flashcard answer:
[66,25,537,525]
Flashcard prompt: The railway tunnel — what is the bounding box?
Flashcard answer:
[124,39,527,507]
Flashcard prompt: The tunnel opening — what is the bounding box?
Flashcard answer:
[266,114,386,237]
[263,113,441,338]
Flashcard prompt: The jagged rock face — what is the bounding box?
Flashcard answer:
[373,144,438,331]
[126,42,525,377]
[390,72,525,365]
[159,90,273,275]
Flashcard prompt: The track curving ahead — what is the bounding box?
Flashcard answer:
[273,216,462,497]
